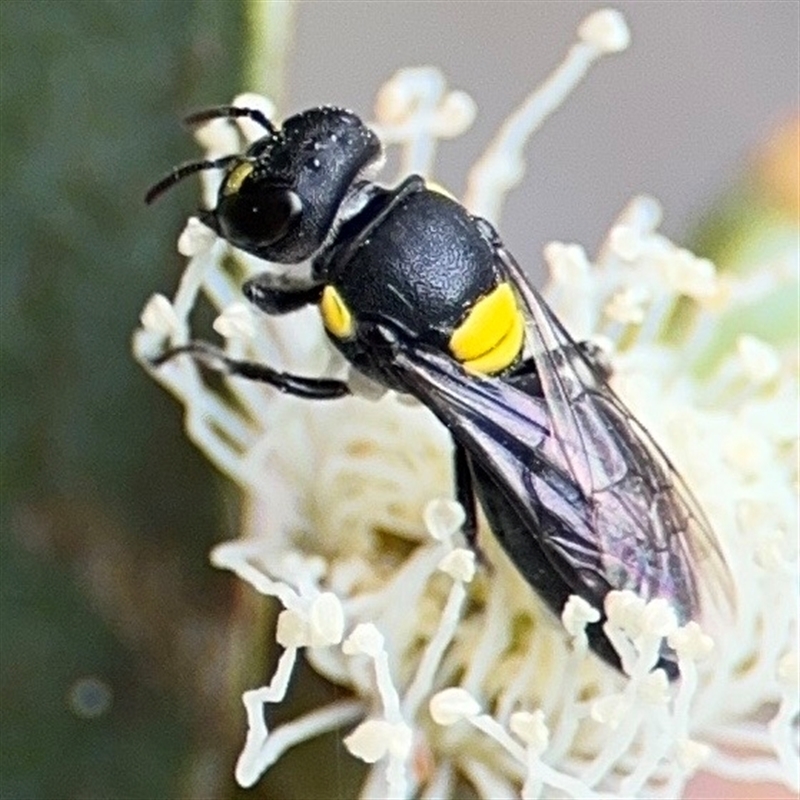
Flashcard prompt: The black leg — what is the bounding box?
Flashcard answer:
[576,340,613,382]
[151,341,350,400]
[506,356,543,395]
[454,443,480,551]
[506,342,613,393]
[243,272,324,315]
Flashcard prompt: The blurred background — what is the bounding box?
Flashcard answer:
[1,2,797,798]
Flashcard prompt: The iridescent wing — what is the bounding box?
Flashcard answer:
[496,246,735,625]
[389,339,608,590]
[386,252,732,648]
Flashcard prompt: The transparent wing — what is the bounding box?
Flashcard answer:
[389,340,607,587]
[497,246,735,623]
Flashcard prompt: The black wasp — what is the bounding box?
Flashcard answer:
[147,104,732,677]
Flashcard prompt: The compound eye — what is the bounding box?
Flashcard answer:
[217,186,302,248]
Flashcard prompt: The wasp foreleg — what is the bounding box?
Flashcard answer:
[151,341,350,399]
[243,272,324,315]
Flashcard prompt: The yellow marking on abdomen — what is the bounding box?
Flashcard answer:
[320,285,355,339]
[449,282,525,374]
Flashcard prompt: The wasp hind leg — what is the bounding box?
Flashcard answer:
[453,443,491,567]
[576,340,613,382]
[151,341,350,400]
[508,340,614,393]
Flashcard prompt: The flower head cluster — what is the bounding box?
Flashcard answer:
[133,10,798,799]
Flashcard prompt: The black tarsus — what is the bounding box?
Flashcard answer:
[243,273,324,315]
[453,442,492,568]
[151,341,350,400]
[576,340,613,382]
[454,443,479,548]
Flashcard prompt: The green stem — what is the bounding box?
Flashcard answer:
[244,0,297,108]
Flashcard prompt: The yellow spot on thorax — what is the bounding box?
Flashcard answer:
[320,285,355,339]
[449,282,525,374]
[425,180,457,201]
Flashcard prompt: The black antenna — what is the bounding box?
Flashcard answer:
[144,154,239,204]
[183,105,277,134]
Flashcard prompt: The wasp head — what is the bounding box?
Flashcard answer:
[147,106,382,264]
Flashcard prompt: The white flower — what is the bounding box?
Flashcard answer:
[133,9,799,799]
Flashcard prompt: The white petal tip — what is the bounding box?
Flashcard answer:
[510,710,549,754]
[604,590,646,635]
[662,250,718,298]
[562,595,601,636]
[139,293,180,337]
[544,242,591,285]
[342,622,385,657]
[344,719,411,763]
[423,499,466,542]
[276,609,310,648]
[676,739,711,772]
[609,224,644,261]
[640,598,679,639]
[578,9,631,54]
[667,621,715,662]
[434,90,477,138]
[737,335,780,384]
[590,694,628,728]
[639,669,670,706]
[429,687,480,725]
[437,548,476,582]
[309,592,345,647]
[178,216,217,256]
[213,302,256,339]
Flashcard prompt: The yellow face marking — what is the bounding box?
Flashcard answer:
[223,161,254,196]
[320,285,355,340]
[449,282,525,374]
